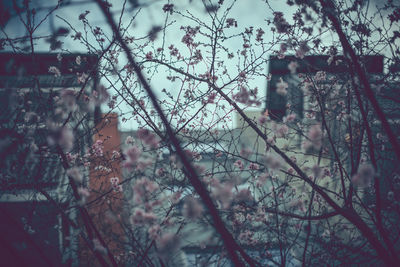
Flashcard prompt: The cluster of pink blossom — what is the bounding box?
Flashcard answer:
[123,145,142,169]
[91,85,110,106]
[132,177,159,204]
[180,26,200,47]
[256,28,265,42]
[256,172,269,187]
[77,72,88,84]
[67,167,83,183]
[182,196,204,219]
[249,162,259,170]
[288,61,298,74]
[91,139,104,157]
[295,41,310,59]
[48,66,61,77]
[226,18,237,28]
[131,208,157,225]
[137,128,159,148]
[273,12,290,33]
[276,78,289,96]
[234,159,244,170]
[148,224,161,240]
[110,177,122,192]
[77,187,90,205]
[211,180,234,209]
[352,164,375,188]
[303,124,323,151]
[314,71,327,82]
[264,154,281,170]
[60,89,78,112]
[233,86,261,106]
[162,4,174,14]
[184,149,202,162]
[236,188,253,203]
[275,124,289,138]
[54,127,73,152]
[283,113,296,123]
[155,167,166,177]
[238,230,257,246]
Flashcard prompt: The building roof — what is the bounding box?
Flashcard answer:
[268,55,384,75]
[0,53,98,88]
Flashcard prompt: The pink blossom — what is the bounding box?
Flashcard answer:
[77,72,88,84]
[276,78,288,96]
[123,145,142,169]
[256,28,265,42]
[264,154,281,170]
[283,113,296,123]
[240,148,252,158]
[111,150,120,160]
[78,10,90,20]
[67,167,83,183]
[249,163,259,170]
[314,71,326,82]
[257,172,269,186]
[258,114,268,124]
[77,187,90,204]
[215,150,223,157]
[288,61,298,74]
[304,124,323,150]
[312,165,322,178]
[236,188,253,202]
[92,139,104,157]
[182,197,203,219]
[131,208,157,225]
[137,128,159,148]
[273,12,290,33]
[234,160,244,170]
[145,51,153,60]
[60,89,77,112]
[92,85,110,106]
[110,177,119,185]
[226,18,238,28]
[275,124,289,138]
[125,136,135,145]
[295,42,310,59]
[48,66,61,77]
[156,168,166,177]
[171,191,182,204]
[136,158,153,171]
[233,86,250,104]
[352,164,375,188]
[133,177,159,203]
[162,4,174,14]
[148,224,161,240]
[59,127,74,152]
[211,181,233,209]
[207,92,217,103]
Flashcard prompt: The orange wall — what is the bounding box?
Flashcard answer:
[80,113,125,266]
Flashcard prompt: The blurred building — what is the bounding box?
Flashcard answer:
[0,52,99,266]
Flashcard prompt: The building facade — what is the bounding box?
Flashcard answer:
[0,52,99,266]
